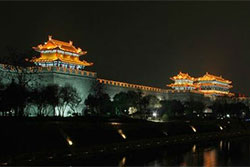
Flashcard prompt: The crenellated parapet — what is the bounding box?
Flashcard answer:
[0,64,97,78]
[97,78,168,93]
[38,66,97,78]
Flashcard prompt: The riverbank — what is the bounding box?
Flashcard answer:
[1,117,250,165]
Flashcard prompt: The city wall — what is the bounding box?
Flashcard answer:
[0,65,217,116]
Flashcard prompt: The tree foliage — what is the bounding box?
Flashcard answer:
[0,47,40,88]
[0,80,30,116]
[84,81,113,116]
[211,100,249,118]
[58,84,82,117]
[30,84,60,116]
[160,100,184,119]
[113,90,145,116]
[184,100,205,115]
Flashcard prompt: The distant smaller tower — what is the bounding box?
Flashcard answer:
[196,72,233,96]
[167,72,197,91]
[32,35,93,70]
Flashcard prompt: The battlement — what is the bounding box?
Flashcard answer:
[0,64,97,78]
[97,78,168,93]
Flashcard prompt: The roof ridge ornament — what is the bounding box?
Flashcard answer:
[48,35,52,40]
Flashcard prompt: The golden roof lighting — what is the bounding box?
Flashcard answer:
[197,72,231,84]
[33,35,87,55]
[170,71,195,81]
[167,72,197,90]
[197,72,233,97]
[32,35,93,69]
[167,71,234,97]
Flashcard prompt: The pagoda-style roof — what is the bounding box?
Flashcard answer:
[167,83,197,88]
[32,35,87,55]
[197,82,232,88]
[170,72,195,81]
[32,54,93,66]
[197,72,232,84]
[32,36,93,67]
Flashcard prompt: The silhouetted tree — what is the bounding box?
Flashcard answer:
[30,87,49,116]
[44,84,60,116]
[2,80,30,116]
[141,95,161,111]
[29,84,60,116]
[0,47,40,117]
[210,99,250,119]
[113,92,131,115]
[211,99,228,117]
[113,90,145,117]
[58,84,81,117]
[160,100,184,120]
[184,100,205,115]
[0,47,40,88]
[85,81,112,116]
[0,85,11,116]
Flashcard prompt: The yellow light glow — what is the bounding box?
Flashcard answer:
[118,129,127,139]
[110,122,121,126]
[197,83,232,89]
[219,140,223,150]
[33,35,86,55]
[203,149,217,167]
[200,90,231,96]
[31,53,93,66]
[66,137,73,146]
[198,72,232,84]
[170,72,195,81]
[167,71,233,97]
[32,36,93,67]
[192,144,196,153]
[119,157,126,167]
[190,126,197,132]
[97,78,164,92]
[167,83,198,88]
[219,126,223,130]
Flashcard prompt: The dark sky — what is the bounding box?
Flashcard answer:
[0,1,250,95]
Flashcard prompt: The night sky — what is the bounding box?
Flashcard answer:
[0,2,250,95]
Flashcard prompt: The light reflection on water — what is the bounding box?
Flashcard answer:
[203,149,216,167]
[118,156,126,167]
[114,137,250,167]
[77,137,250,166]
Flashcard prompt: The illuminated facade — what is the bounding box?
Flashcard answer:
[167,72,197,91]
[168,72,233,97]
[32,35,93,69]
[0,35,238,116]
[197,72,233,97]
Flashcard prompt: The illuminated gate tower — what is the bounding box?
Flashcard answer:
[167,72,197,91]
[30,36,95,116]
[197,72,233,96]
[32,35,93,69]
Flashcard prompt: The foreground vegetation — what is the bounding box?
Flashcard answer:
[0,78,249,122]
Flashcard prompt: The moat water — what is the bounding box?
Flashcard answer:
[80,136,250,166]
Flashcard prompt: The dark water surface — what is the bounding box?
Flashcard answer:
[80,136,250,166]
